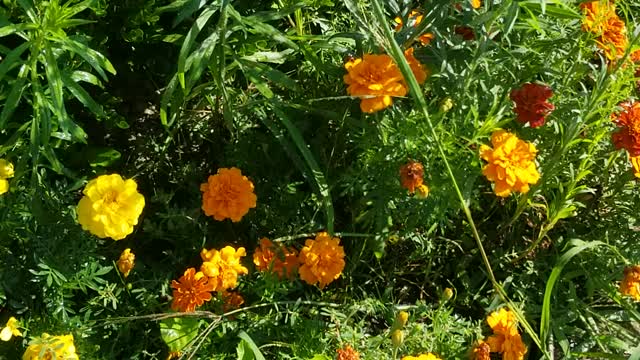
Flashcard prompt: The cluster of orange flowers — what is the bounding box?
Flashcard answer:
[580,0,628,62]
[473,308,527,360]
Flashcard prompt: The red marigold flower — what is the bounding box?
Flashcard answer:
[399,161,424,193]
[612,101,640,156]
[510,83,555,128]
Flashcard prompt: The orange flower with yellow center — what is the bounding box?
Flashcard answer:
[620,265,640,301]
[298,232,345,289]
[344,54,407,113]
[336,345,361,360]
[201,246,249,292]
[480,130,540,197]
[399,160,424,193]
[171,267,214,312]
[580,1,628,61]
[201,167,257,222]
[253,238,299,279]
[117,248,135,278]
[394,10,435,46]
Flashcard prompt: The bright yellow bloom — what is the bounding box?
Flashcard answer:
[415,184,430,198]
[253,238,299,279]
[487,308,518,336]
[620,265,640,301]
[171,267,215,312]
[0,317,21,341]
[394,10,435,46]
[581,1,628,62]
[77,174,145,240]
[480,130,540,197]
[23,333,79,360]
[201,167,257,222]
[298,232,345,289]
[0,159,14,179]
[630,155,640,178]
[344,54,407,113]
[117,248,135,278]
[201,246,249,292]
[401,354,442,360]
[471,0,482,9]
[0,179,8,195]
[404,48,429,85]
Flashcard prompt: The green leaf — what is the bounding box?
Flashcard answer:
[177,5,219,89]
[86,147,121,167]
[236,339,254,360]
[308,355,332,360]
[237,331,265,360]
[58,38,116,81]
[0,42,30,83]
[0,64,28,128]
[61,72,105,118]
[0,23,37,37]
[159,317,200,353]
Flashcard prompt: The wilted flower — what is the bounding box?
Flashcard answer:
[471,340,491,360]
[620,265,640,301]
[401,354,442,360]
[399,161,425,193]
[170,267,215,312]
[201,246,249,292]
[77,174,145,240]
[253,238,299,279]
[455,26,475,40]
[298,232,345,289]
[394,10,435,46]
[581,1,628,62]
[221,291,245,313]
[344,54,407,113]
[510,83,555,128]
[337,345,361,360]
[23,333,79,360]
[0,317,21,341]
[480,130,540,197]
[117,248,135,278]
[612,101,640,156]
[201,167,257,222]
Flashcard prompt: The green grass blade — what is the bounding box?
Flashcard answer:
[0,42,29,83]
[177,5,218,89]
[0,64,28,128]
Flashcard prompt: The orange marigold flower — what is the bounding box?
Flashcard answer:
[298,232,345,289]
[337,345,361,360]
[630,155,640,178]
[612,101,640,156]
[399,161,424,193]
[471,340,491,360]
[344,54,407,113]
[471,0,482,9]
[117,248,135,278]
[510,83,555,128]
[404,48,430,85]
[480,130,540,197]
[201,167,257,222]
[253,238,299,279]
[394,10,435,46]
[486,308,518,336]
[201,246,249,292]
[221,290,245,312]
[486,332,527,360]
[580,1,628,61]
[171,268,214,312]
[620,265,640,301]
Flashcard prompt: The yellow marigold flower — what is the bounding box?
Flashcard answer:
[344,54,407,113]
[581,1,628,62]
[486,308,518,336]
[480,130,540,197]
[0,317,21,341]
[394,10,435,46]
[117,248,135,278]
[0,179,8,195]
[0,159,14,179]
[404,48,429,85]
[201,167,257,222]
[471,0,482,9]
[253,238,299,279]
[620,265,640,301]
[201,246,249,292]
[471,340,491,360]
[171,267,215,312]
[486,332,527,360]
[77,174,145,240]
[629,155,640,178]
[221,290,245,313]
[298,232,345,289]
[401,353,442,360]
[416,184,430,199]
[23,333,79,360]
[336,345,361,360]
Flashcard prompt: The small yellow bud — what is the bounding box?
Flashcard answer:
[396,311,409,327]
[443,287,454,301]
[416,184,429,199]
[440,97,454,112]
[391,329,404,348]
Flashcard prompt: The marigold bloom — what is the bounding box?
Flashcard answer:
[0,317,21,341]
[253,238,299,279]
[171,267,215,312]
[77,174,145,240]
[298,232,345,289]
[471,340,491,360]
[117,248,135,278]
[471,0,482,9]
[201,246,249,292]
[612,101,640,156]
[480,130,540,197]
[399,161,424,193]
[487,308,518,336]
[620,265,640,301]
[23,333,79,360]
[337,345,361,360]
[221,291,245,313]
[510,83,555,128]
[581,1,628,61]
[401,354,442,360]
[394,10,435,46]
[630,155,640,178]
[404,48,429,85]
[486,333,527,360]
[344,54,408,113]
[201,167,257,222]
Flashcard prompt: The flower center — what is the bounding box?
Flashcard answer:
[102,190,120,210]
